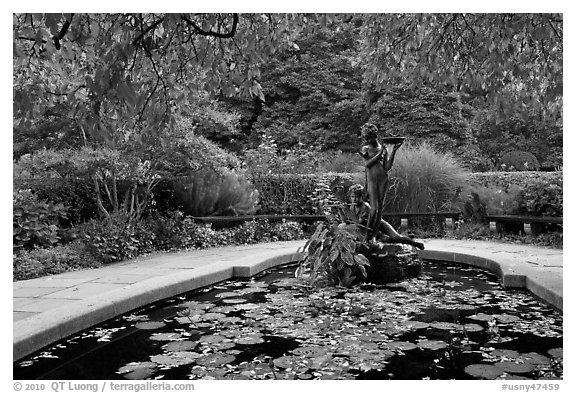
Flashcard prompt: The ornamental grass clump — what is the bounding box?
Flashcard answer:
[173,169,259,217]
[387,142,469,213]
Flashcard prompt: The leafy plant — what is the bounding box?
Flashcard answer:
[517,177,563,217]
[297,223,370,287]
[78,213,156,263]
[13,189,68,251]
[13,241,101,281]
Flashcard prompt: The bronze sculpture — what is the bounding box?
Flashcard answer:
[359,123,403,243]
[339,184,424,250]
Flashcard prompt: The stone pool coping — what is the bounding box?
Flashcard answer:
[13,239,562,362]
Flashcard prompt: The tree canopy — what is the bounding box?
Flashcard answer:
[13,13,562,151]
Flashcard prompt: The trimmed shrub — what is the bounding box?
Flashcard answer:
[13,241,101,281]
[466,171,563,217]
[13,189,68,251]
[250,174,318,214]
[498,150,540,171]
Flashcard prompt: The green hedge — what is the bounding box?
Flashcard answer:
[466,171,563,217]
[249,173,362,215]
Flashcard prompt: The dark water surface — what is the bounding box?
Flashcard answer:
[14,261,563,380]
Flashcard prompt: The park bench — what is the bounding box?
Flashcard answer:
[192,211,461,234]
[486,215,563,236]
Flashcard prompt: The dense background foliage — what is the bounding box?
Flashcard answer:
[13,13,563,280]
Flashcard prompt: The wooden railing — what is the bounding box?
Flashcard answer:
[191,211,462,233]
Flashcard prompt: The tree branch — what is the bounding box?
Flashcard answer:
[548,19,562,41]
[181,13,238,38]
[132,16,165,46]
[53,13,74,50]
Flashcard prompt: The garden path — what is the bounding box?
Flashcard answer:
[13,239,562,361]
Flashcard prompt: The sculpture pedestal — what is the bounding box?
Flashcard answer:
[358,242,423,284]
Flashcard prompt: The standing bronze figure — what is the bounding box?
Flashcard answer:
[359,123,403,243]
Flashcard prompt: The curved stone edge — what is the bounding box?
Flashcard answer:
[422,250,562,313]
[13,252,306,362]
[14,247,561,362]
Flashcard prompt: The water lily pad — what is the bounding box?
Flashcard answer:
[235,335,265,345]
[216,291,241,298]
[297,373,313,379]
[521,352,550,365]
[498,374,532,380]
[195,353,236,367]
[150,353,196,367]
[401,320,429,330]
[464,364,504,379]
[492,349,520,359]
[175,316,200,325]
[430,322,460,331]
[163,341,198,352]
[292,346,328,357]
[495,361,535,374]
[220,316,243,324]
[117,362,157,379]
[219,329,244,338]
[417,340,448,351]
[468,313,495,322]
[222,298,247,304]
[548,348,563,358]
[496,314,521,323]
[149,333,182,341]
[213,341,237,350]
[200,312,226,321]
[273,355,300,369]
[463,323,484,332]
[386,341,418,351]
[209,305,236,314]
[234,303,260,310]
[199,335,227,344]
[180,301,215,310]
[134,321,166,330]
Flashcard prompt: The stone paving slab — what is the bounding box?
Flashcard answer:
[14,298,81,313]
[42,283,130,300]
[14,277,95,289]
[91,274,157,285]
[13,239,562,362]
[13,287,69,298]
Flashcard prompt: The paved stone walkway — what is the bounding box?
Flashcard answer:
[13,239,562,361]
